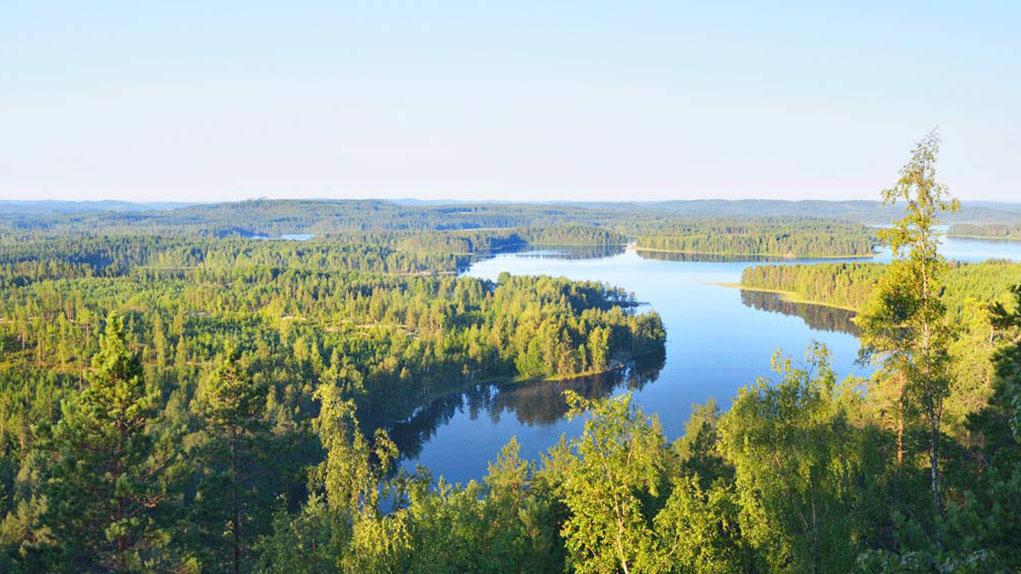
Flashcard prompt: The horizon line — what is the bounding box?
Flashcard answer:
[3,197,1021,207]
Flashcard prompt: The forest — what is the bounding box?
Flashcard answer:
[949,223,1021,241]
[5,199,1021,235]
[741,259,1021,438]
[2,138,1021,572]
[8,196,1021,261]
[0,228,666,572]
[634,219,876,258]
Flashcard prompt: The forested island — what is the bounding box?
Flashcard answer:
[2,138,1021,572]
[634,219,876,258]
[948,223,1021,241]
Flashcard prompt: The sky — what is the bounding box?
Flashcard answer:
[1,1,1018,203]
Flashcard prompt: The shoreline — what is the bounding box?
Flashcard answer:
[946,233,1021,243]
[715,282,861,312]
[634,247,876,260]
[392,350,662,421]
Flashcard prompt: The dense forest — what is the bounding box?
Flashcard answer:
[949,223,1021,241]
[3,200,885,258]
[741,259,1021,313]
[6,198,1021,259]
[2,138,1021,571]
[634,219,876,258]
[5,199,1021,233]
[741,259,1021,436]
[0,229,665,572]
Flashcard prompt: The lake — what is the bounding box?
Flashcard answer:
[390,236,1021,485]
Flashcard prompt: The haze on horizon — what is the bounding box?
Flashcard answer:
[2,2,1018,204]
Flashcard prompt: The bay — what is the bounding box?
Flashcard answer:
[391,236,1021,484]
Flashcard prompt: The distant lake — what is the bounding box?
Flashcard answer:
[387,236,1021,485]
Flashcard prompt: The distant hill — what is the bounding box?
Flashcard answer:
[572,199,1021,224]
[0,200,194,214]
[2,198,1019,237]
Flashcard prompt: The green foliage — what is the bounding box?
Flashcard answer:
[860,130,959,544]
[988,285,1021,442]
[741,259,1021,435]
[552,392,667,573]
[43,312,165,571]
[2,193,1021,571]
[199,349,266,435]
[195,349,268,573]
[741,261,884,310]
[636,219,875,258]
[3,198,1016,240]
[653,476,746,574]
[718,347,874,573]
[949,222,1021,241]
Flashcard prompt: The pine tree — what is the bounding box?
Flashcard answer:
[197,348,266,574]
[44,311,162,571]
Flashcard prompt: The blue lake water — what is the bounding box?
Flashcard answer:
[391,236,1021,485]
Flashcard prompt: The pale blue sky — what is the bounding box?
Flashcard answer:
[1,1,1018,202]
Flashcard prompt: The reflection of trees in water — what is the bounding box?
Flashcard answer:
[464,245,626,272]
[379,350,665,462]
[740,290,859,336]
[491,350,665,425]
[519,245,626,260]
[636,250,789,263]
[375,389,488,461]
[494,244,626,260]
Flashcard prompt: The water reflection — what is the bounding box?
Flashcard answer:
[500,244,627,260]
[636,250,807,263]
[391,238,1021,484]
[740,290,859,336]
[382,351,665,462]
